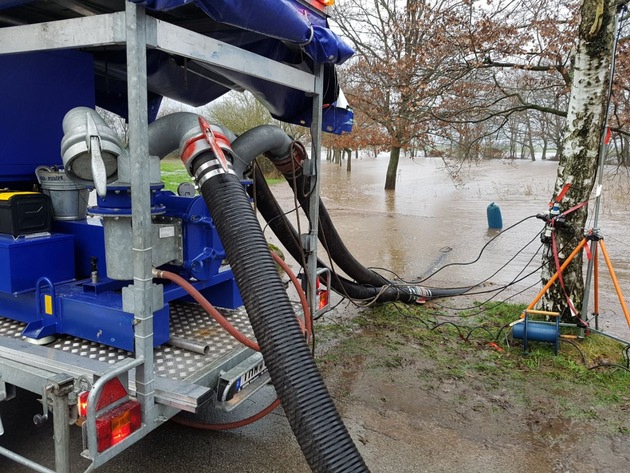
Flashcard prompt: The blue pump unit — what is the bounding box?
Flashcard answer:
[0,190,242,351]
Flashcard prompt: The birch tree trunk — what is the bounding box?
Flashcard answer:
[540,0,618,316]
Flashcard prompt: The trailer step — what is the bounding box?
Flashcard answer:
[0,335,211,412]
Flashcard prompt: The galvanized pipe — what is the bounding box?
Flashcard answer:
[168,337,210,355]
[0,446,56,473]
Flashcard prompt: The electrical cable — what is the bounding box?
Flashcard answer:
[559,338,588,365]
[588,363,630,373]
[429,228,583,315]
[416,214,539,283]
[428,278,540,320]
[394,230,544,293]
[366,213,543,298]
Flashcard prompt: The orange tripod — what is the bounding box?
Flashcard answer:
[525,230,630,332]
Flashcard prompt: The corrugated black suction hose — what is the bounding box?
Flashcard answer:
[191,156,369,472]
[228,126,467,301]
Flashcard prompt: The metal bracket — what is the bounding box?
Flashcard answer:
[0,378,16,403]
[301,233,314,254]
[0,376,17,436]
[302,157,315,176]
[33,373,75,426]
[122,282,164,314]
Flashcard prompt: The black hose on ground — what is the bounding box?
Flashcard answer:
[190,152,369,473]
[249,165,467,301]
[249,171,420,302]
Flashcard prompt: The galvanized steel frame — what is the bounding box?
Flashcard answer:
[0,1,325,471]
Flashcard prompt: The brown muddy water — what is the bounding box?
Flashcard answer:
[271,155,630,339]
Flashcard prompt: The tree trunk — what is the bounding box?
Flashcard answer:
[346,148,352,172]
[384,146,401,190]
[525,112,536,161]
[333,148,342,165]
[540,0,617,317]
[509,126,517,159]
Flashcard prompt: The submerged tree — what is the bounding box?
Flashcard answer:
[333,0,471,190]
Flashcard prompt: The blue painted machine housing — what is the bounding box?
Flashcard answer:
[155,191,227,281]
[0,190,242,352]
[0,47,242,352]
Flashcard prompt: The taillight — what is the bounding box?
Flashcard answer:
[95,400,142,452]
[318,0,335,5]
[77,391,89,418]
[316,277,330,312]
[77,378,142,452]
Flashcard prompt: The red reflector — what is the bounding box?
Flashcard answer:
[319,0,335,5]
[78,379,127,420]
[96,400,142,452]
[96,378,128,411]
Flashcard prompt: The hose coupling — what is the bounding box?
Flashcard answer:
[180,116,236,185]
[414,286,432,302]
[266,140,307,177]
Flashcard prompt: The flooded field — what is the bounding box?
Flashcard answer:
[272,155,630,339]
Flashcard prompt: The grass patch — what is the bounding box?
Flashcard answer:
[318,301,630,423]
[160,158,193,193]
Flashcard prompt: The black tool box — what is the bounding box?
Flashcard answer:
[0,191,52,237]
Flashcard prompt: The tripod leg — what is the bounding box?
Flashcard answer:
[593,243,599,329]
[599,240,630,330]
[526,238,588,311]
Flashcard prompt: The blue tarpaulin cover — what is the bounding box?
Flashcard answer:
[132,0,354,65]
[0,0,353,133]
[129,0,354,132]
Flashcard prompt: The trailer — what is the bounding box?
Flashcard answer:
[0,1,367,472]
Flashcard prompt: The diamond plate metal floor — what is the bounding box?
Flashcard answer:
[0,302,256,381]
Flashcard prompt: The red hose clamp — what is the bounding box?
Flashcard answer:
[180,117,234,177]
[198,116,231,173]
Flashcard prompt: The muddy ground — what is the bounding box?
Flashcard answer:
[314,299,630,473]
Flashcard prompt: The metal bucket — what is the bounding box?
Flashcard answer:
[35,166,89,220]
